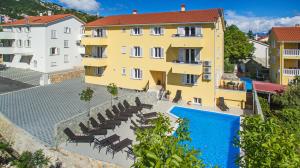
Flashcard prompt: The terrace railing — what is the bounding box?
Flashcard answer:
[283,49,300,57]
[283,69,300,76]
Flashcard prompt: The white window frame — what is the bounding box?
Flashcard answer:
[50,47,59,56]
[24,40,31,48]
[193,98,202,105]
[64,27,71,34]
[51,30,57,39]
[151,47,164,58]
[16,27,22,33]
[95,67,104,76]
[64,40,69,48]
[122,67,126,76]
[16,39,22,48]
[24,26,30,33]
[178,26,202,37]
[92,46,105,58]
[131,27,142,35]
[93,28,106,37]
[152,27,164,35]
[64,54,69,63]
[182,74,198,85]
[131,68,142,80]
[131,46,142,57]
[121,46,126,54]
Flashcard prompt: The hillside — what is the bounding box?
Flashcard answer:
[0,0,99,23]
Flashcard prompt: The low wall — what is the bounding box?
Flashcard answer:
[216,89,247,109]
[0,113,121,168]
[253,90,265,121]
[49,68,84,84]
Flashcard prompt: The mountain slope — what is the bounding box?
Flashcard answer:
[0,0,99,23]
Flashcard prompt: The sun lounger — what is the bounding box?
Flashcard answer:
[63,128,94,145]
[218,97,229,111]
[136,117,157,125]
[130,120,154,131]
[106,138,133,158]
[135,97,153,109]
[112,105,132,117]
[97,113,121,126]
[106,109,128,121]
[89,117,116,130]
[118,102,135,114]
[126,147,135,160]
[123,100,141,112]
[94,134,120,152]
[79,122,107,136]
[172,90,182,103]
[137,111,158,119]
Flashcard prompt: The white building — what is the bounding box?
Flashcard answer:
[249,39,269,68]
[0,14,85,73]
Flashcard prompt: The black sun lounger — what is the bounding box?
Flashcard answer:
[97,113,121,126]
[79,122,107,136]
[94,134,120,152]
[123,100,141,112]
[218,97,229,111]
[106,138,133,158]
[130,120,154,131]
[112,105,132,117]
[89,117,116,130]
[64,128,94,145]
[106,109,128,121]
[135,97,153,109]
[172,90,182,103]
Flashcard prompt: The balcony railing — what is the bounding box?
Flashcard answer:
[172,60,201,65]
[283,69,300,76]
[283,49,300,57]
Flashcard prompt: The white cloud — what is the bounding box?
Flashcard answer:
[225,10,300,33]
[59,0,100,11]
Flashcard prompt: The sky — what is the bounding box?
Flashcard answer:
[49,0,300,33]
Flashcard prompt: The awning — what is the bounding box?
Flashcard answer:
[253,81,285,94]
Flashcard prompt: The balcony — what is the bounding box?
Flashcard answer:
[81,35,108,46]
[283,49,300,58]
[283,69,300,76]
[171,34,203,48]
[171,61,202,75]
[0,31,15,39]
[82,56,107,67]
[0,47,14,54]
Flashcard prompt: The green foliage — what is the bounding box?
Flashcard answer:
[272,81,300,108]
[0,0,98,23]
[247,30,255,39]
[258,97,272,117]
[79,87,94,103]
[107,83,118,106]
[224,58,235,73]
[276,108,300,141]
[225,25,255,63]
[238,116,300,168]
[132,114,204,168]
[12,150,49,168]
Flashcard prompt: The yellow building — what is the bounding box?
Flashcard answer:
[269,26,300,85]
[82,6,246,109]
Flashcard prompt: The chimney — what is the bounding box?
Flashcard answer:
[181,4,186,12]
[296,24,300,27]
[132,9,138,14]
[47,11,52,16]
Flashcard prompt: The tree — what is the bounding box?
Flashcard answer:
[225,25,255,63]
[79,87,94,128]
[133,114,204,168]
[247,30,255,40]
[106,83,118,107]
[237,116,300,168]
[12,150,49,168]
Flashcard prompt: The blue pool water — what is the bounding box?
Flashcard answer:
[170,106,240,168]
[240,77,253,92]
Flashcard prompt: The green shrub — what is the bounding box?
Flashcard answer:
[258,97,271,118]
[224,59,235,73]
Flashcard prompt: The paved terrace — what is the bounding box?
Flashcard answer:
[0,78,136,145]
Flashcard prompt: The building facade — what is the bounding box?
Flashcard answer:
[0,14,85,73]
[269,26,300,85]
[82,6,246,108]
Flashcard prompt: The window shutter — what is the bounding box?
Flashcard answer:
[150,48,153,58]
[131,28,134,35]
[181,74,186,84]
[179,48,184,62]
[140,28,143,35]
[161,48,164,58]
[140,69,143,79]
[50,48,52,55]
[150,27,154,35]
[140,47,143,56]
[161,27,164,35]
[178,27,184,36]
[195,49,200,62]
[196,26,202,36]
[130,47,134,56]
[195,75,199,85]
[57,48,60,55]
[130,69,134,79]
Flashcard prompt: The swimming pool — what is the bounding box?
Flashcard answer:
[170,106,240,168]
[240,77,253,92]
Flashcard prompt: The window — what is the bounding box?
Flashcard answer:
[16,40,22,48]
[16,27,22,33]
[131,46,142,57]
[24,27,30,33]
[193,98,202,105]
[95,67,104,76]
[131,27,142,35]
[177,26,202,37]
[51,30,56,39]
[131,68,142,80]
[50,62,57,67]
[93,28,106,37]
[121,46,126,54]
[24,40,31,48]
[3,54,14,62]
[178,48,200,64]
[151,47,164,58]
[20,55,32,64]
[80,27,85,34]
[50,47,59,55]
[182,74,198,85]
[122,67,126,76]
[64,27,71,34]
[92,46,105,58]
[152,27,163,35]
[64,40,69,48]
[64,55,69,63]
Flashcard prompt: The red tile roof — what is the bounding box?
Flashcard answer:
[272,27,300,42]
[1,14,75,26]
[253,81,285,94]
[86,8,223,27]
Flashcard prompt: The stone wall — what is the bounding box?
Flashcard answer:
[49,68,84,84]
[55,91,157,145]
[0,113,121,168]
